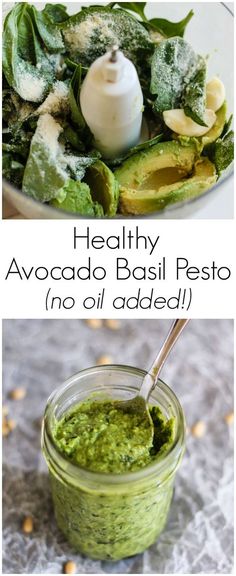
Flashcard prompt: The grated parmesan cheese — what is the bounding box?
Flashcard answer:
[16,62,47,103]
[37,81,70,116]
[36,113,64,159]
[63,14,119,55]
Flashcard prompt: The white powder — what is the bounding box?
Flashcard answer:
[64,14,119,55]
[37,81,70,116]
[36,113,64,159]
[16,62,47,103]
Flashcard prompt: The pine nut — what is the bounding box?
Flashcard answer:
[22,516,33,534]
[64,561,77,574]
[191,421,206,438]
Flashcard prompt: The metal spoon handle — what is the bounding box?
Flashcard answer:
[139,319,189,402]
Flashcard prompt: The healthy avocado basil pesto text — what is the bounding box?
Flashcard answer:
[3,2,234,216]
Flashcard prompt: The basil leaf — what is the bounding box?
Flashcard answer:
[69,64,85,129]
[42,4,69,24]
[63,125,86,152]
[214,131,234,176]
[150,37,198,113]
[30,5,65,53]
[107,133,164,167]
[221,114,233,138]
[3,3,58,102]
[183,58,207,126]
[148,10,193,38]
[3,153,25,187]
[114,3,147,20]
[22,113,100,201]
[61,7,153,68]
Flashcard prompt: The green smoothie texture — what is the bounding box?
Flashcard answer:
[53,399,174,473]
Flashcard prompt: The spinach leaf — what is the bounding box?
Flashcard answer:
[147,10,193,38]
[183,59,207,126]
[151,37,198,113]
[51,180,104,216]
[42,4,69,24]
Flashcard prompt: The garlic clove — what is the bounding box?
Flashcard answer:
[206,77,225,112]
[163,108,216,137]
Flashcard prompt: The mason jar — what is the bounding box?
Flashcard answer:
[42,365,185,561]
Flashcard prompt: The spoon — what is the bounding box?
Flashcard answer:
[118,319,189,446]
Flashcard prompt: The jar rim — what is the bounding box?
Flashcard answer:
[43,364,185,487]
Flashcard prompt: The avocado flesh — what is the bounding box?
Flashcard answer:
[83,160,119,216]
[115,140,197,190]
[138,167,188,191]
[119,157,217,215]
[202,101,227,147]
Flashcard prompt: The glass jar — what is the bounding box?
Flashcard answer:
[42,365,185,561]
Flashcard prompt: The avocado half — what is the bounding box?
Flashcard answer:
[115,141,216,215]
[83,160,119,216]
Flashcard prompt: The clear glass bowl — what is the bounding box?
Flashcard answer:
[42,365,185,560]
[3,2,233,219]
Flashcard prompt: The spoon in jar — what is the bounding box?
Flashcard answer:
[118,319,189,447]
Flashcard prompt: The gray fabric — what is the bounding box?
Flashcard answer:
[2,319,233,573]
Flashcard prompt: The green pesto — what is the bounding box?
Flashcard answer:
[53,399,174,473]
[48,398,181,560]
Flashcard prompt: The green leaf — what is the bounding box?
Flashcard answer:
[63,125,86,152]
[61,7,153,68]
[114,3,147,20]
[51,180,104,216]
[65,57,88,74]
[107,133,164,167]
[3,152,25,187]
[2,3,57,102]
[151,37,198,113]
[42,4,69,24]
[148,10,193,38]
[69,65,86,130]
[30,5,65,53]
[17,3,36,63]
[22,113,100,202]
[183,58,207,126]
[214,131,234,176]
[66,151,101,182]
[22,117,68,201]
[221,114,233,138]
